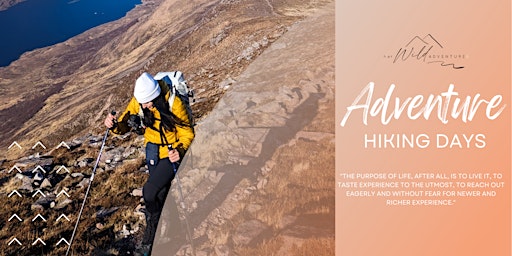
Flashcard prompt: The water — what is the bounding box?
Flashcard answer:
[0,0,141,67]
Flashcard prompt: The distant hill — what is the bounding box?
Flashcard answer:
[0,0,25,11]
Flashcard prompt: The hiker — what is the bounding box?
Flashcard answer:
[104,72,195,255]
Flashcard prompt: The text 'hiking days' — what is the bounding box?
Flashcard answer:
[339,82,506,126]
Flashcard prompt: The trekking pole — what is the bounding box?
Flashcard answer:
[168,145,196,256]
[66,111,115,256]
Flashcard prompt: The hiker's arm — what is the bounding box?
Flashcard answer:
[108,97,139,134]
[168,126,193,162]
[175,125,194,151]
[168,148,181,163]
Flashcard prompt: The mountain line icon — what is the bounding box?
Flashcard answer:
[32,238,46,246]
[32,214,47,222]
[8,190,22,198]
[8,141,22,150]
[8,237,22,246]
[8,214,23,222]
[56,141,70,149]
[8,166,22,174]
[405,34,443,48]
[32,141,47,150]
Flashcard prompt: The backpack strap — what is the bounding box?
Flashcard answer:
[168,83,177,114]
[138,105,144,120]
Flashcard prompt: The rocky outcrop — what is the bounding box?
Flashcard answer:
[154,2,335,255]
[0,0,25,11]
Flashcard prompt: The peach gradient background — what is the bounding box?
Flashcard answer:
[336,1,511,256]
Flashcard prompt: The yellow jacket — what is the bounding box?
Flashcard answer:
[112,88,194,159]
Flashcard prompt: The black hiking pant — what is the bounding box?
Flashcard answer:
[142,158,178,247]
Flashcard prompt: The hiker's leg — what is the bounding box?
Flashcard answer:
[141,183,161,246]
[142,159,175,247]
[145,158,175,210]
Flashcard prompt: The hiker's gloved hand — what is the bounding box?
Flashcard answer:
[104,112,117,129]
[168,148,181,163]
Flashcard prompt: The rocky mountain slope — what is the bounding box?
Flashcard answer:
[0,0,334,255]
[0,0,330,156]
[153,3,335,254]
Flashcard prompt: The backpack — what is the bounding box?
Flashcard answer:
[138,71,195,131]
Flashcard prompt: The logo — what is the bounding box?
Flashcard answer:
[385,34,466,69]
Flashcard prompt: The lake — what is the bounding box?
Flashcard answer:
[0,0,141,67]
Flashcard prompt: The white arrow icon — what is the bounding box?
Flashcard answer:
[56,165,70,174]
[8,141,22,150]
[32,214,47,222]
[32,190,46,198]
[32,238,46,246]
[32,141,47,150]
[8,237,22,246]
[8,214,23,222]
[8,166,22,174]
[32,165,46,174]
[8,190,22,198]
[56,141,70,150]
[56,238,70,246]
[57,189,70,198]
[56,214,71,222]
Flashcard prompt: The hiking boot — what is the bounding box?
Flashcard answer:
[134,244,151,256]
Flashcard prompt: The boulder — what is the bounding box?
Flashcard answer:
[232,220,268,245]
[40,178,53,189]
